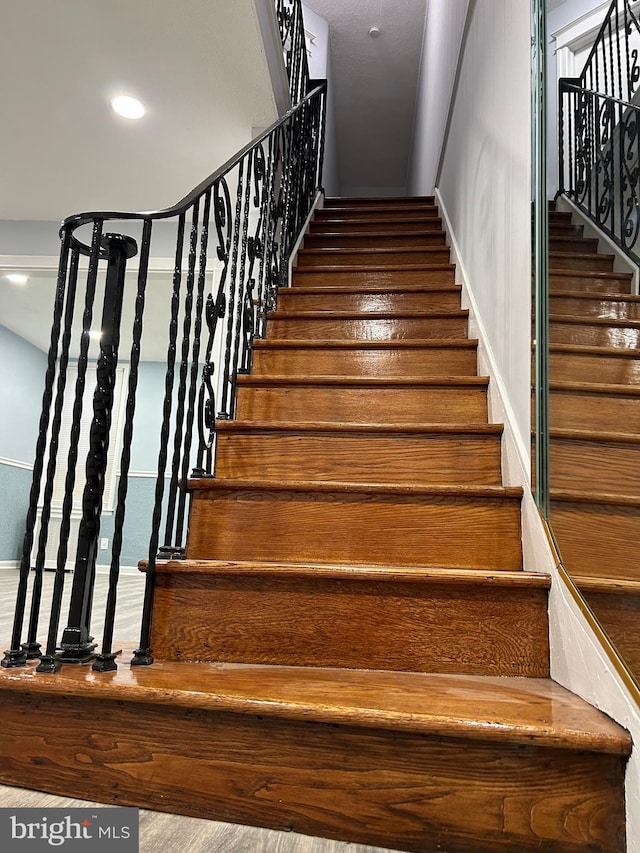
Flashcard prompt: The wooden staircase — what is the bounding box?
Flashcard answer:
[0,196,631,853]
[546,205,640,679]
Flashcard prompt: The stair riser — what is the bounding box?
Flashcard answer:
[297,249,451,267]
[578,588,640,674]
[548,237,599,253]
[550,296,640,320]
[549,351,640,384]
[266,317,468,340]
[304,233,448,250]
[548,211,574,225]
[547,225,584,238]
[251,346,478,377]
[315,206,439,220]
[549,274,632,294]
[310,218,443,233]
[187,489,522,570]
[292,268,456,287]
[550,390,640,432]
[150,572,549,675]
[551,500,640,581]
[550,323,640,348]
[1,693,624,853]
[215,432,502,485]
[324,196,435,206]
[236,385,488,425]
[277,290,462,312]
[549,255,614,272]
[550,439,640,496]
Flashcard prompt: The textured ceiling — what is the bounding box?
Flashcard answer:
[305,0,428,193]
[0,0,280,221]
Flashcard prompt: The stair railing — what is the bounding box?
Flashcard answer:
[276,0,311,106]
[558,0,640,263]
[2,61,326,673]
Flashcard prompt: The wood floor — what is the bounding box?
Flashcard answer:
[546,206,640,677]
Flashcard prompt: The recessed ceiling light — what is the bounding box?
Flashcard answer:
[111,95,145,120]
[6,273,28,285]
[368,26,381,38]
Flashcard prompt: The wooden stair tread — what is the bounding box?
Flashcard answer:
[324,195,435,203]
[237,374,489,387]
[294,263,455,273]
[253,338,478,350]
[268,309,468,320]
[299,247,447,256]
[549,250,615,262]
[550,313,640,329]
[549,427,640,445]
[549,269,632,281]
[573,575,640,595]
[188,477,523,499]
[550,289,640,304]
[151,559,548,587]
[0,659,628,755]
[549,342,640,358]
[216,420,502,435]
[313,216,442,226]
[552,488,640,507]
[282,284,462,295]
[550,378,640,395]
[308,229,446,238]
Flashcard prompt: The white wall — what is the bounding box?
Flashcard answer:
[435,0,532,459]
[408,0,470,195]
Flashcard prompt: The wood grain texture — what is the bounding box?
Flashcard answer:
[266,312,468,341]
[549,316,640,348]
[297,247,451,268]
[549,292,640,320]
[551,495,640,580]
[548,236,599,254]
[277,285,463,312]
[149,566,549,675]
[574,578,640,676]
[549,433,640,496]
[185,482,523,570]
[549,382,640,432]
[310,216,443,233]
[292,266,456,287]
[548,271,632,293]
[316,204,439,219]
[304,231,447,249]
[549,345,640,384]
[235,377,489,425]
[251,340,478,377]
[214,425,503,485]
[0,674,628,853]
[549,252,614,272]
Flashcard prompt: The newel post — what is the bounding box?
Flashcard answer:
[39,233,138,671]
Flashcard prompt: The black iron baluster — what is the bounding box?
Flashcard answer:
[230,150,254,407]
[93,220,152,672]
[24,248,82,661]
[56,232,138,666]
[36,221,105,673]
[219,161,246,418]
[1,231,72,668]
[176,189,212,538]
[161,202,201,559]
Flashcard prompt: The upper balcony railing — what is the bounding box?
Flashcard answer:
[559,0,640,263]
[2,0,326,675]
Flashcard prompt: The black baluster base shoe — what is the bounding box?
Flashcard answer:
[1,649,28,669]
[130,647,154,666]
[92,651,122,672]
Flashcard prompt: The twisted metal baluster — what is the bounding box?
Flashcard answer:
[1,230,72,668]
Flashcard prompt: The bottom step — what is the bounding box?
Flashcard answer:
[0,659,629,853]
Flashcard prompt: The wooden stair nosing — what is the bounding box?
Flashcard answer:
[293,263,456,273]
[298,246,449,258]
[324,195,436,204]
[549,269,632,282]
[305,228,447,239]
[549,426,640,445]
[253,337,478,351]
[280,283,463,295]
[550,378,640,396]
[215,420,502,437]
[151,560,547,587]
[236,374,490,388]
[549,289,640,304]
[551,488,640,508]
[549,313,640,330]
[0,661,628,754]
[267,309,469,321]
[187,477,523,501]
[549,342,640,359]
[573,574,640,595]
